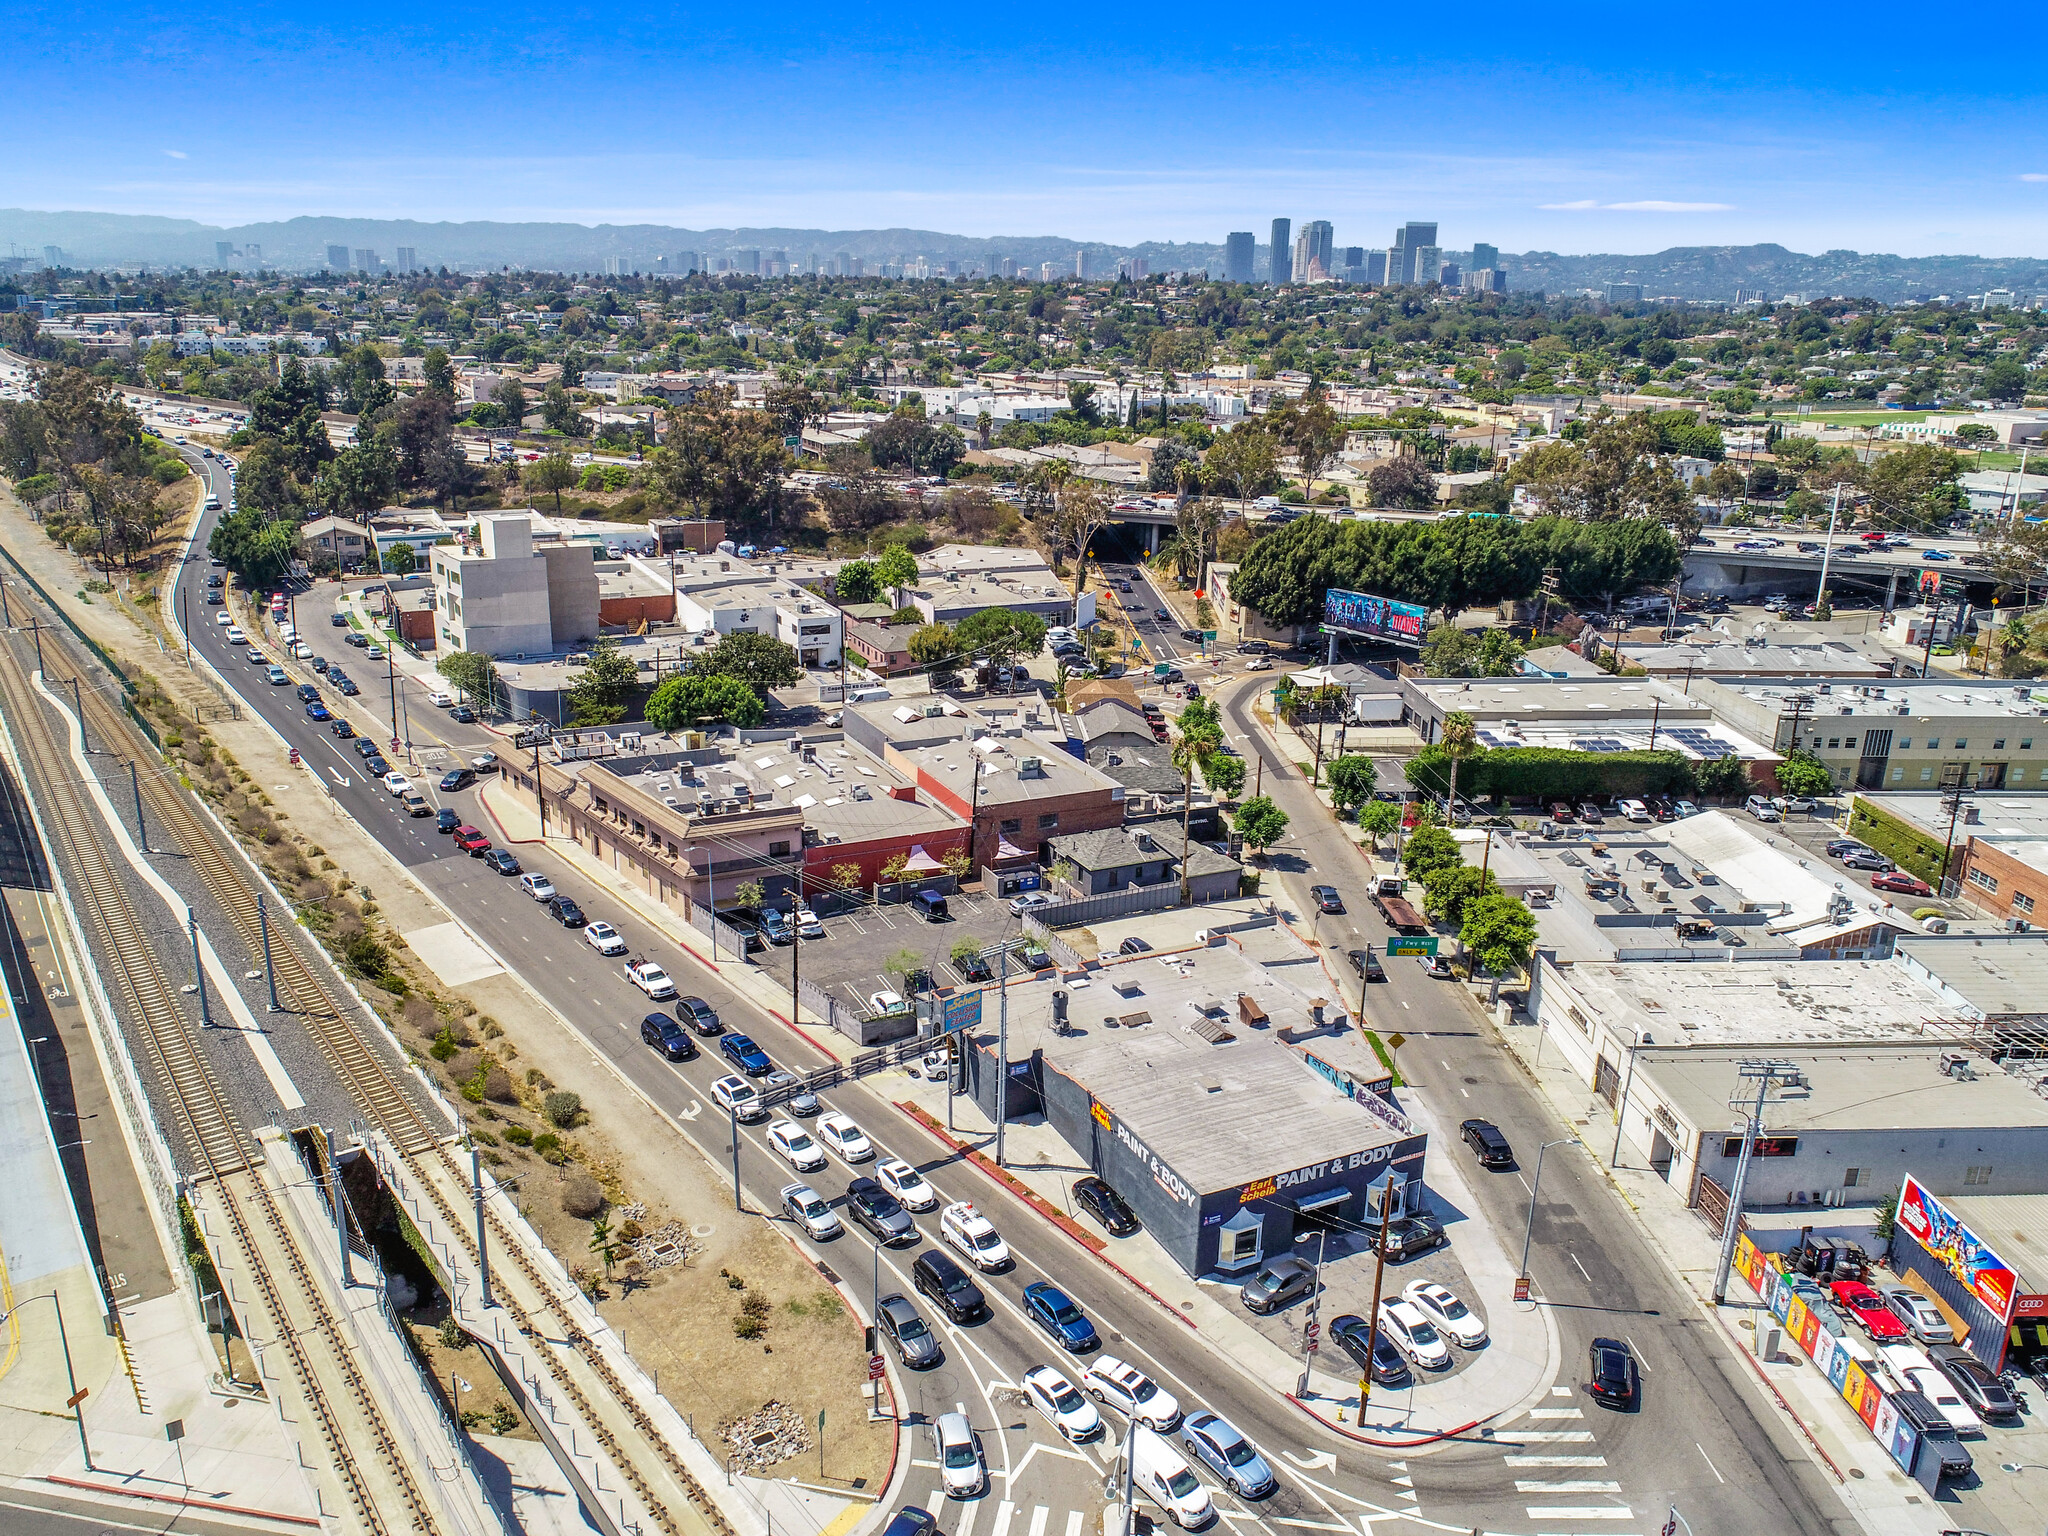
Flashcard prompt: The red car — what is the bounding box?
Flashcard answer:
[1871,871,1933,898]
[1831,1280,1908,1339]
[451,825,492,853]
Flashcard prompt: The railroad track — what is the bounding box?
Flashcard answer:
[47,617,735,1536]
[0,634,440,1536]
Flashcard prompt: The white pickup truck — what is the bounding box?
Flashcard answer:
[623,958,677,999]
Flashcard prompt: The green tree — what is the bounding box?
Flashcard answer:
[908,621,955,669]
[1325,754,1379,814]
[697,631,801,691]
[1692,753,1751,802]
[1776,748,1836,798]
[206,507,299,585]
[1233,795,1289,853]
[835,559,882,605]
[1400,824,1461,884]
[527,451,578,512]
[385,541,417,574]
[436,651,498,710]
[422,348,455,398]
[953,607,1047,668]
[542,380,583,436]
[1461,891,1538,998]
[1366,455,1437,510]
[493,378,529,426]
[1421,625,1524,678]
[314,439,398,516]
[1980,357,2029,403]
[566,638,639,726]
[1358,800,1402,846]
[645,672,766,730]
[1203,427,1279,519]
[1275,397,1346,501]
[1439,711,1480,818]
[1421,862,1496,926]
[875,544,920,593]
[1202,752,1247,800]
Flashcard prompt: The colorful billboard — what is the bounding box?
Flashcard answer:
[1322,589,1428,646]
[1896,1174,2020,1324]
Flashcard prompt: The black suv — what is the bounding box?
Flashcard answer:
[912,1249,986,1323]
[1460,1119,1515,1168]
[547,895,586,928]
[639,1013,696,1061]
[1587,1338,1638,1408]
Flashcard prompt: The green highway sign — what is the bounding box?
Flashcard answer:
[1385,936,1439,957]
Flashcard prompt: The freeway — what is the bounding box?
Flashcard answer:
[170,459,1857,1534]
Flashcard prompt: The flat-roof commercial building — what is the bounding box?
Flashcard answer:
[429,515,599,658]
[1398,675,1769,764]
[902,570,1073,628]
[1858,793,2048,930]
[949,943,1425,1279]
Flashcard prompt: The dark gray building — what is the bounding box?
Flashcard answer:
[1269,219,1291,285]
[1224,232,1256,284]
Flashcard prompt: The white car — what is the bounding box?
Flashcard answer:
[1376,1299,1452,1371]
[276,623,296,641]
[866,990,908,1017]
[711,1074,766,1122]
[875,1157,939,1211]
[1080,1355,1181,1430]
[780,1182,842,1240]
[215,611,233,626]
[427,689,454,707]
[795,907,825,939]
[1245,656,1273,671]
[935,1411,984,1498]
[518,872,556,901]
[767,1120,828,1172]
[1009,892,1054,915]
[1024,1365,1102,1441]
[292,642,314,659]
[817,1113,873,1163]
[383,772,411,796]
[225,625,247,644]
[1617,798,1651,822]
[940,1201,1010,1271]
[1401,1280,1488,1349]
[583,920,626,955]
[1903,1365,1983,1433]
[624,960,676,999]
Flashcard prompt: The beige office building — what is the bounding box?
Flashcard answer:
[430,514,599,658]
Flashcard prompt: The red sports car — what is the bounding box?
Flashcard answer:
[1831,1280,1908,1339]
[1870,871,1933,898]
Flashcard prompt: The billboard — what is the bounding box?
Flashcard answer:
[1896,1174,2020,1323]
[939,989,982,1037]
[1323,589,1428,646]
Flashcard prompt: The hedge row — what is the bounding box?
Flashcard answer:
[1406,745,1713,801]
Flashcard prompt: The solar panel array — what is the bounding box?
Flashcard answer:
[1664,727,1737,759]
[1571,737,1628,752]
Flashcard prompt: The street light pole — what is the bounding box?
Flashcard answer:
[1611,1031,1645,1167]
[1295,1227,1328,1397]
[1519,1137,1579,1285]
[0,1293,92,1469]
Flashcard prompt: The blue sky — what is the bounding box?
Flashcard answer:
[5,2,2040,255]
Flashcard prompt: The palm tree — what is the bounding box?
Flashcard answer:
[1439,710,1479,824]
[1172,726,1220,902]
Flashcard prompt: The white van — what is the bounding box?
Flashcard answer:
[1744,795,1781,822]
[1130,1426,1214,1529]
[846,686,892,704]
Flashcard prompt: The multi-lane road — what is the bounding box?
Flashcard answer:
[163,450,1860,1536]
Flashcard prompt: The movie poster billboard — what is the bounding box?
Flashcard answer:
[1322,589,1428,646]
[1896,1174,2020,1323]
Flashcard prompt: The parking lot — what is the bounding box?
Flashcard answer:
[1736,798,1969,919]
[748,886,1037,1018]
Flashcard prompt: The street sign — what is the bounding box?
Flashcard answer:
[66,1387,88,1408]
[1385,1032,1407,1050]
[1514,1276,1531,1303]
[867,1355,887,1382]
[1385,936,1437,957]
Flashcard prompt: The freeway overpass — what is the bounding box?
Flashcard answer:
[1683,531,1993,604]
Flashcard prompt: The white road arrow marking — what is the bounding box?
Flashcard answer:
[328,768,351,786]
[678,1099,703,1121]
[1280,1449,1337,1472]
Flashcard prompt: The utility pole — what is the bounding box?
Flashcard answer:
[129,760,146,852]
[258,893,279,1011]
[1295,1227,1328,1397]
[1814,482,1843,615]
[1938,783,1974,894]
[469,1135,491,1307]
[326,1128,353,1288]
[70,679,85,752]
[1712,1059,1802,1303]
[727,1101,743,1212]
[532,739,545,834]
[1647,697,1661,753]
[1356,1194,1394,1421]
[187,907,212,1028]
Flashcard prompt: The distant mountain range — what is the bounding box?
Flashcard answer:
[4,210,2045,302]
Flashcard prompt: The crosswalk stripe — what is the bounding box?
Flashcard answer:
[1515,1482,1622,1493]
[956,1497,980,1536]
[1525,1509,1634,1521]
[1526,1407,1584,1419]
[1503,1455,1609,1467]
[1507,1431,1595,1442]
[1064,1513,1083,1536]
[925,1492,948,1519]
[1027,1507,1048,1536]
[990,1501,1015,1536]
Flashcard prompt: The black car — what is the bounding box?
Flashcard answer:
[362,754,390,777]
[640,1012,696,1061]
[955,952,993,983]
[1587,1337,1638,1407]
[1377,1214,1446,1261]
[1460,1119,1515,1168]
[354,737,381,758]
[436,807,461,833]
[547,895,586,927]
[1347,947,1385,982]
[1310,885,1344,914]
[330,719,356,740]
[1330,1314,1409,1385]
[878,1510,937,1536]
[439,768,477,792]
[844,1177,915,1244]
[330,612,349,626]
[296,683,319,702]
[1929,1343,2020,1418]
[345,631,368,647]
[335,677,361,696]
[1238,1255,1316,1315]
[451,706,476,723]
[483,848,521,876]
[912,1249,986,1323]
[1073,1176,1140,1236]
[678,996,722,1035]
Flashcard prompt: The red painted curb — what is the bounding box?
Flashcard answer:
[768,1009,841,1063]
[1282,1398,1493,1448]
[42,1474,323,1526]
[891,1102,1200,1333]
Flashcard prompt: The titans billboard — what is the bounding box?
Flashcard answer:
[1323,589,1428,646]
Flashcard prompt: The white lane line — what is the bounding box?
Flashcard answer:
[912,1459,942,1469]
[1526,1408,1584,1419]
[1696,1442,1724,1483]
[1626,1337,1651,1371]
[1272,1522,1350,1532]
[926,1492,949,1518]
[1524,1509,1634,1521]
[1570,1252,1593,1284]
[1502,1455,1608,1467]
[1514,1482,1622,1493]
[1506,1431,1595,1442]
[1550,1385,1573,1397]
[1063,1513,1082,1536]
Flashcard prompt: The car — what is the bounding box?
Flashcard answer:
[330,612,349,626]
[215,611,234,626]
[1309,884,1344,914]
[1828,1280,1909,1339]
[1401,1281,1488,1349]
[761,910,793,945]
[1154,607,1171,621]
[934,1411,984,1499]
[1180,1410,1275,1499]
[225,626,247,644]
[1841,850,1893,872]
[1871,870,1933,897]
[1376,1299,1452,1370]
[382,771,412,796]
[335,677,360,696]
[1238,1254,1316,1315]
[439,768,477,792]
[401,791,431,817]
[1347,947,1386,982]
[940,1201,1010,1271]
[640,1013,696,1061]
[1024,1365,1101,1440]
[1576,802,1605,824]
[1023,1281,1099,1353]
[1883,1287,1955,1343]
[1773,794,1822,815]
[1245,655,1274,671]
[794,908,825,939]
[306,701,332,721]
[452,825,492,853]
[451,706,476,723]
[1378,1213,1447,1261]
[1009,892,1054,915]
[875,1158,939,1211]
[954,952,993,983]
[1330,1314,1409,1385]
[1587,1337,1638,1407]
[294,682,318,701]
[547,895,586,927]
[1460,1119,1514,1168]
[1929,1343,2021,1420]
[1074,1176,1141,1236]
[205,590,223,605]
[678,996,722,1035]
[330,718,357,740]
[483,849,521,875]
[518,871,557,900]
[365,644,386,660]
[1922,549,1953,562]
[878,1294,942,1370]
[426,690,454,707]
[817,1112,874,1163]
[1417,955,1455,980]
[436,807,462,833]
[720,1033,772,1075]
[844,1176,916,1244]
[1080,1355,1180,1429]
[1903,1365,1983,1434]
[711,1074,766,1122]
[1547,801,1576,824]
[866,989,909,1017]
[762,1068,818,1117]
[767,1119,827,1172]
[780,1182,843,1241]
[472,751,498,772]
[345,631,368,647]
[1670,800,1700,818]
[1826,838,1875,859]
[1617,798,1650,822]
[584,921,627,955]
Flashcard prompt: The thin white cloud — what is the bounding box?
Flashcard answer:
[2022,173,2048,183]
[1541,198,1732,212]
[163,148,187,159]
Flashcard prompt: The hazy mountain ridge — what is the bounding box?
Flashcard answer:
[5,210,2044,301]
